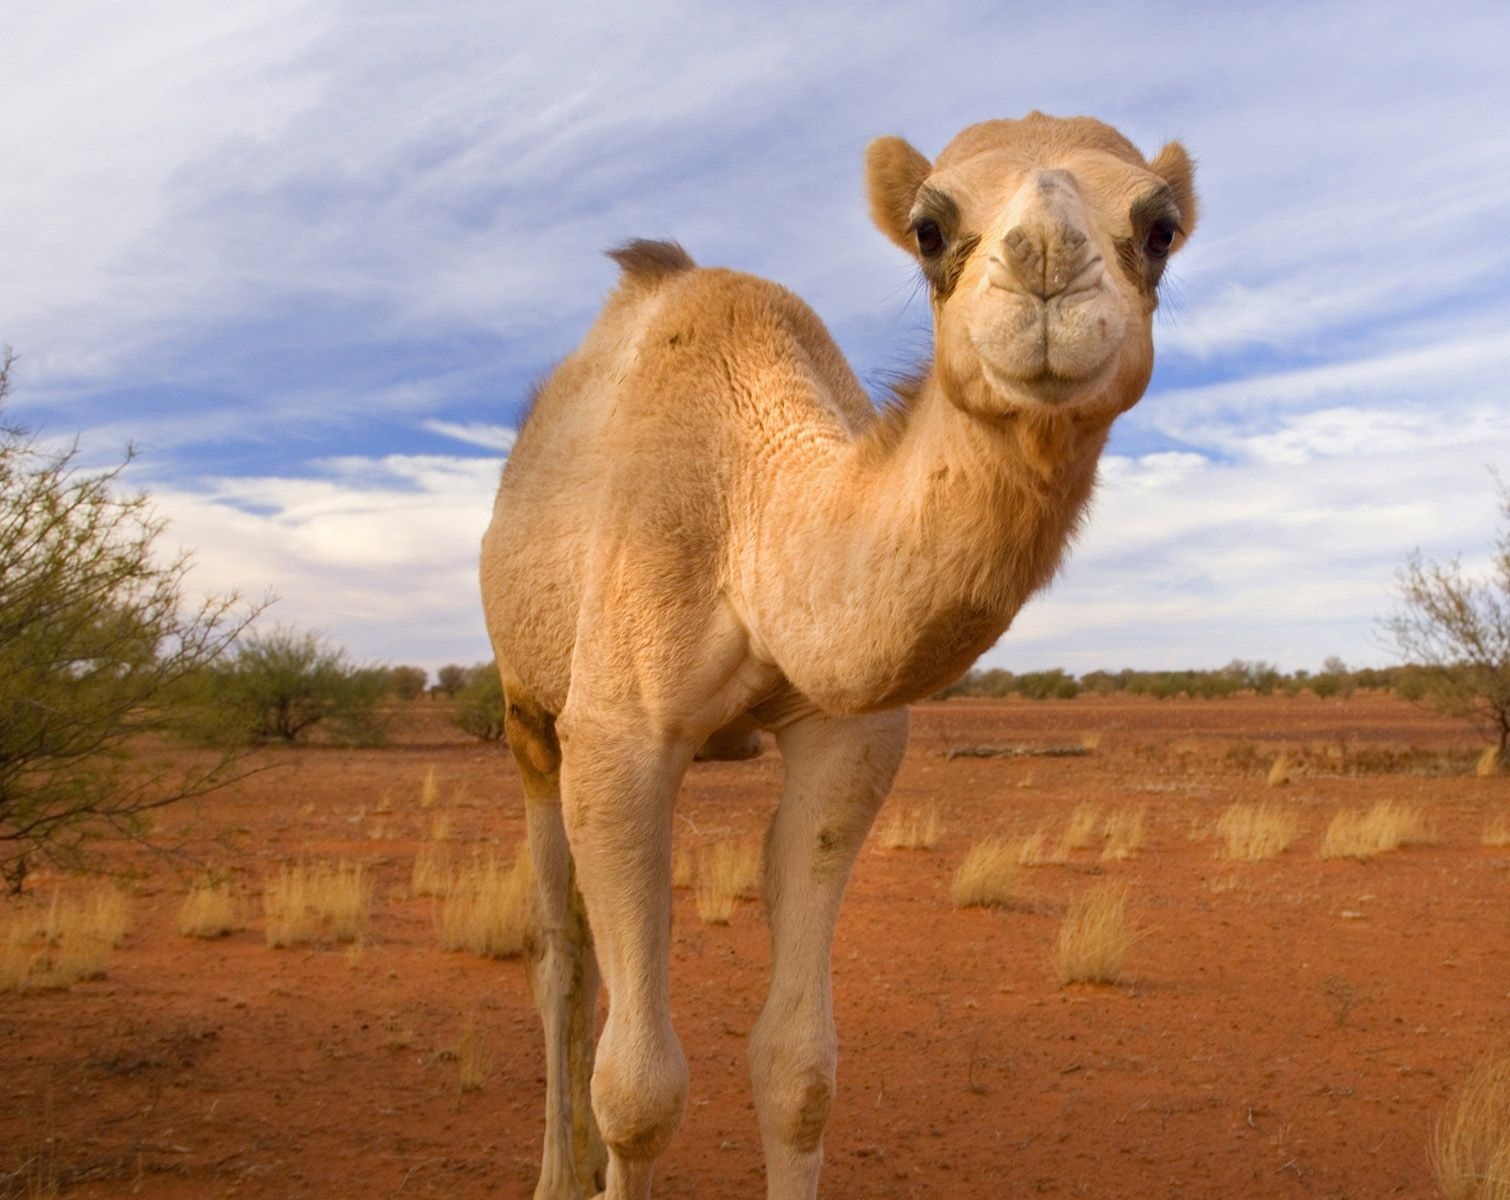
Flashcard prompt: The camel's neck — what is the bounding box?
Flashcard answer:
[749,370,1110,714]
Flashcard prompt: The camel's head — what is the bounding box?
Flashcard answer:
[867,112,1197,421]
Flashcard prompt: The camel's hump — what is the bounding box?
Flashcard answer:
[606,238,696,283]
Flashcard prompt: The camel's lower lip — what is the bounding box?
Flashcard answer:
[978,356,1110,407]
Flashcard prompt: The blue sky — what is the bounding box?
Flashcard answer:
[4,0,1509,675]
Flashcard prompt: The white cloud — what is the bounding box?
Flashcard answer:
[984,436,1504,673]
[423,420,517,453]
[152,450,499,666]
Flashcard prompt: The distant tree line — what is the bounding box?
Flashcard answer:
[934,658,1442,702]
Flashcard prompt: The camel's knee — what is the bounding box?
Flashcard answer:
[505,694,561,787]
[751,1040,835,1153]
[525,921,591,1009]
[592,1035,688,1162]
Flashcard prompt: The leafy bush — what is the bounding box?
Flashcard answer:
[216,627,388,744]
[1382,485,1510,763]
[451,663,505,741]
[0,352,257,889]
[433,664,469,698]
[386,665,429,701]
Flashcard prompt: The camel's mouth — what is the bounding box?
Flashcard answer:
[965,274,1128,408]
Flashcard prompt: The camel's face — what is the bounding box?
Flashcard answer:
[867,114,1197,419]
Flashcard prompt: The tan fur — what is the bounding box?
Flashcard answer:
[482,112,1197,1200]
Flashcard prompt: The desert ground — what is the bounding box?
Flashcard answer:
[4,692,1508,1198]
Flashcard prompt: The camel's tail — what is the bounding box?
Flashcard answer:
[606,238,696,284]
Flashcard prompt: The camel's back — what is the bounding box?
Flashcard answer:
[480,243,873,712]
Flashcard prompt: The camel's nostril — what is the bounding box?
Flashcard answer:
[1000,220,1092,300]
[1002,227,1046,296]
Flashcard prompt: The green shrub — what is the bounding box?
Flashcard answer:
[451,663,505,741]
[216,627,388,744]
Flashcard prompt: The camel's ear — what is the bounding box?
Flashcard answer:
[866,136,932,254]
[1149,141,1198,252]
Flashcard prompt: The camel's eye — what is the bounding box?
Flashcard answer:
[1144,218,1178,260]
[915,219,945,258]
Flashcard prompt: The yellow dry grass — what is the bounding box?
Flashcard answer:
[263,861,372,947]
[178,879,239,938]
[1483,810,1510,848]
[1,885,130,990]
[427,812,453,842]
[1266,752,1292,787]
[411,842,454,898]
[1061,805,1101,851]
[1016,828,1067,866]
[1056,882,1136,985]
[1100,806,1148,861]
[950,839,1021,909]
[1215,801,1302,861]
[1478,746,1506,779]
[876,802,942,850]
[694,839,762,925]
[436,848,531,958]
[1319,800,1434,861]
[419,765,440,809]
[455,1019,494,1094]
[1432,1052,1510,1200]
[671,841,696,890]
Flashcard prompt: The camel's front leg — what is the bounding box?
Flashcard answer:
[558,714,692,1200]
[751,708,909,1200]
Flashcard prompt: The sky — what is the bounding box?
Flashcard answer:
[3,0,1509,678]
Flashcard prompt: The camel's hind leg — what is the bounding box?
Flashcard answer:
[750,707,909,1200]
[506,695,606,1200]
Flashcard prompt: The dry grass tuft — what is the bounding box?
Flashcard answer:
[178,879,239,938]
[419,765,440,809]
[1483,809,1510,847]
[1320,801,1434,861]
[876,802,942,850]
[411,842,454,898]
[1185,814,1215,843]
[1100,806,1148,861]
[1016,828,1067,866]
[1266,752,1292,788]
[1061,805,1101,851]
[455,1019,494,1094]
[436,848,531,958]
[951,839,1022,909]
[671,841,696,890]
[264,861,372,947]
[1056,882,1136,985]
[1432,1051,1510,1200]
[427,812,453,842]
[1478,746,1506,779]
[1216,801,1302,861]
[694,839,762,925]
[1,885,130,990]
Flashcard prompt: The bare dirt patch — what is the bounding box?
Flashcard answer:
[3,693,1506,1198]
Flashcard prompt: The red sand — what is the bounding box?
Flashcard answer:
[3,693,1506,1198]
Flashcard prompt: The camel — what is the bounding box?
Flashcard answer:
[481,111,1197,1199]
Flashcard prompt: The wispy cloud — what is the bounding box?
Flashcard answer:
[152,449,498,665]
[423,421,517,453]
